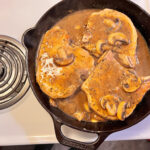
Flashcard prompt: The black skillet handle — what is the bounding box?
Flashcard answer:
[22,28,38,51]
[53,118,110,150]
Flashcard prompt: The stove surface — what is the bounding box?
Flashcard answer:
[0,0,150,146]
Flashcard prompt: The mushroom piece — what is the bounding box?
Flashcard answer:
[106,102,118,116]
[54,48,75,66]
[91,115,101,123]
[100,95,120,116]
[117,101,128,121]
[121,70,142,93]
[73,111,85,121]
[127,102,131,108]
[82,32,92,43]
[103,18,121,31]
[96,40,112,55]
[90,113,106,122]
[100,96,107,109]
[108,32,129,46]
[125,104,136,118]
[103,19,116,28]
[49,98,57,107]
[96,40,106,55]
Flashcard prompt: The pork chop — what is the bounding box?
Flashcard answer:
[82,51,150,120]
[36,26,95,99]
[82,9,137,68]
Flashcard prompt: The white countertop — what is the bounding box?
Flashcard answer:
[0,0,150,146]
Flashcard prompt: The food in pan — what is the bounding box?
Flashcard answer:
[36,9,150,122]
[50,91,106,122]
[82,9,137,68]
[36,26,94,99]
[82,51,150,120]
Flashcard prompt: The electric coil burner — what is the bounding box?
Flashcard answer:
[0,35,29,109]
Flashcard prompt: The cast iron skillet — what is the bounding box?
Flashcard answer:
[22,0,150,149]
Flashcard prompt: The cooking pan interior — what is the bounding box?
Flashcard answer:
[23,0,150,133]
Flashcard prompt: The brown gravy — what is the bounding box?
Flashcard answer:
[56,9,96,46]
[55,90,105,122]
[50,10,150,122]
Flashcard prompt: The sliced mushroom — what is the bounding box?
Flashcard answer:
[54,48,75,66]
[49,98,57,107]
[100,96,107,109]
[117,101,128,121]
[102,44,113,51]
[108,32,129,46]
[83,43,100,57]
[96,40,112,55]
[96,40,106,55]
[90,113,105,122]
[103,18,121,31]
[82,32,92,43]
[73,111,85,121]
[121,70,142,93]
[106,102,118,116]
[127,102,131,108]
[100,95,120,116]
[103,19,116,28]
[114,18,122,31]
[125,104,136,118]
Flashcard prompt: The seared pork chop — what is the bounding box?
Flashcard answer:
[82,9,137,68]
[36,26,94,99]
[82,51,150,120]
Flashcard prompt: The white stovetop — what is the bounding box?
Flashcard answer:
[0,0,150,146]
